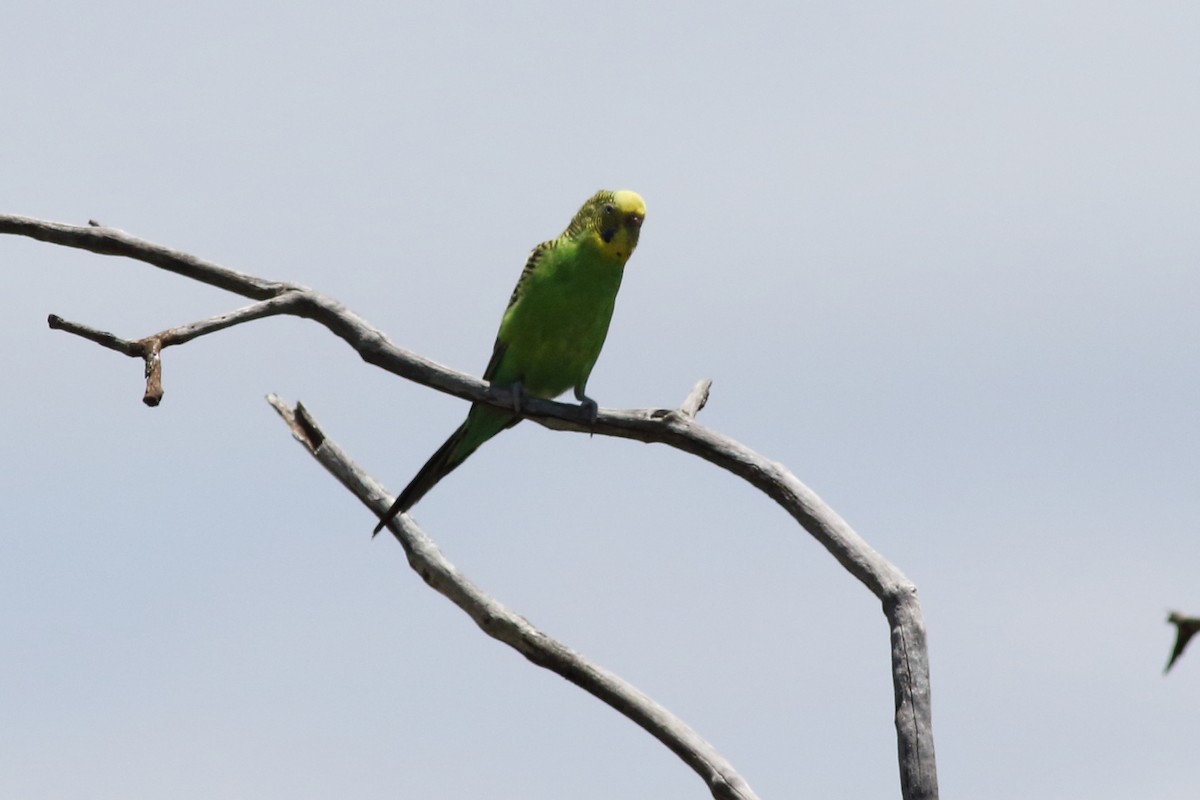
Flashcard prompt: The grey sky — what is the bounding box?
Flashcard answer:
[3,2,1198,798]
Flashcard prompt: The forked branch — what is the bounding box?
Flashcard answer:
[2,213,938,800]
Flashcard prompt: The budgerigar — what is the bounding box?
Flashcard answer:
[373,189,646,534]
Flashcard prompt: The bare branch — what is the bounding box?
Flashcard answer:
[47,313,164,404]
[151,293,306,346]
[45,295,303,405]
[6,213,940,799]
[267,394,761,800]
[1,215,284,298]
[47,313,142,356]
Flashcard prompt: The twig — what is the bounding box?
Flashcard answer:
[47,313,165,405]
[47,314,142,356]
[679,379,712,418]
[4,213,940,800]
[46,295,303,405]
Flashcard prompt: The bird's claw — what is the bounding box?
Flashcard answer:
[579,396,598,424]
[493,381,525,414]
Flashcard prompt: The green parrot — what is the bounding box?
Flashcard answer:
[373,189,646,534]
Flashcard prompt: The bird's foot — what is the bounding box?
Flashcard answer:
[578,395,598,425]
[490,380,525,413]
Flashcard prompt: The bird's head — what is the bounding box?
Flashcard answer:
[567,189,646,262]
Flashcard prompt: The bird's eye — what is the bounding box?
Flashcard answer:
[603,204,614,215]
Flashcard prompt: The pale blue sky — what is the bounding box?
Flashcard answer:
[3,2,1198,798]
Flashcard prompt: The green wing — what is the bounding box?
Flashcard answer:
[484,237,557,382]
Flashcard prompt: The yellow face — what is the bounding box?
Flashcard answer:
[596,190,646,262]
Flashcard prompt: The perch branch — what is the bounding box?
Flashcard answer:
[3,213,939,800]
[268,395,760,800]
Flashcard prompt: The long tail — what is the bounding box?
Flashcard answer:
[373,406,515,535]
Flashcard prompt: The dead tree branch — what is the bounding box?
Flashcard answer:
[2,213,939,800]
[268,394,759,800]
